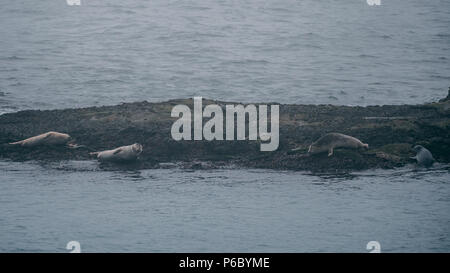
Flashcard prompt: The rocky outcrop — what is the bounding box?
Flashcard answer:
[1,97,449,172]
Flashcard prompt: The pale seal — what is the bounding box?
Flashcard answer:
[411,145,435,167]
[9,131,72,147]
[308,133,369,156]
[90,143,143,162]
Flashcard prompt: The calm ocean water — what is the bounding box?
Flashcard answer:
[0,161,449,253]
[0,0,449,113]
[0,0,449,252]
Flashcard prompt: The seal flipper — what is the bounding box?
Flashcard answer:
[113,148,123,155]
[328,147,334,157]
[67,143,90,150]
[288,146,307,155]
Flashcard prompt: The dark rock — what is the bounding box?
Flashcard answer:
[0,97,449,173]
[439,87,450,102]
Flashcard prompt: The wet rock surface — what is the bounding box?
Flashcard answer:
[1,98,449,172]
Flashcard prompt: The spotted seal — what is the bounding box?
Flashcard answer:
[90,143,143,162]
[308,133,369,156]
[411,145,435,167]
[9,131,72,147]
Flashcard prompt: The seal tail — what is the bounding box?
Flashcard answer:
[9,141,23,145]
[287,146,307,155]
[89,152,99,157]
[67,143,93,150]
[363,143,369,150]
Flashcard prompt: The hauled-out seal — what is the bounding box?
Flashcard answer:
[9,131,72,147]
[308,133,369,156]
[411,145,435,167]
[90,143,143,162]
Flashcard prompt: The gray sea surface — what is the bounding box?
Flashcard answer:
[1,161,449,252]
[0,0,449,114]
[0,0,449,252]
